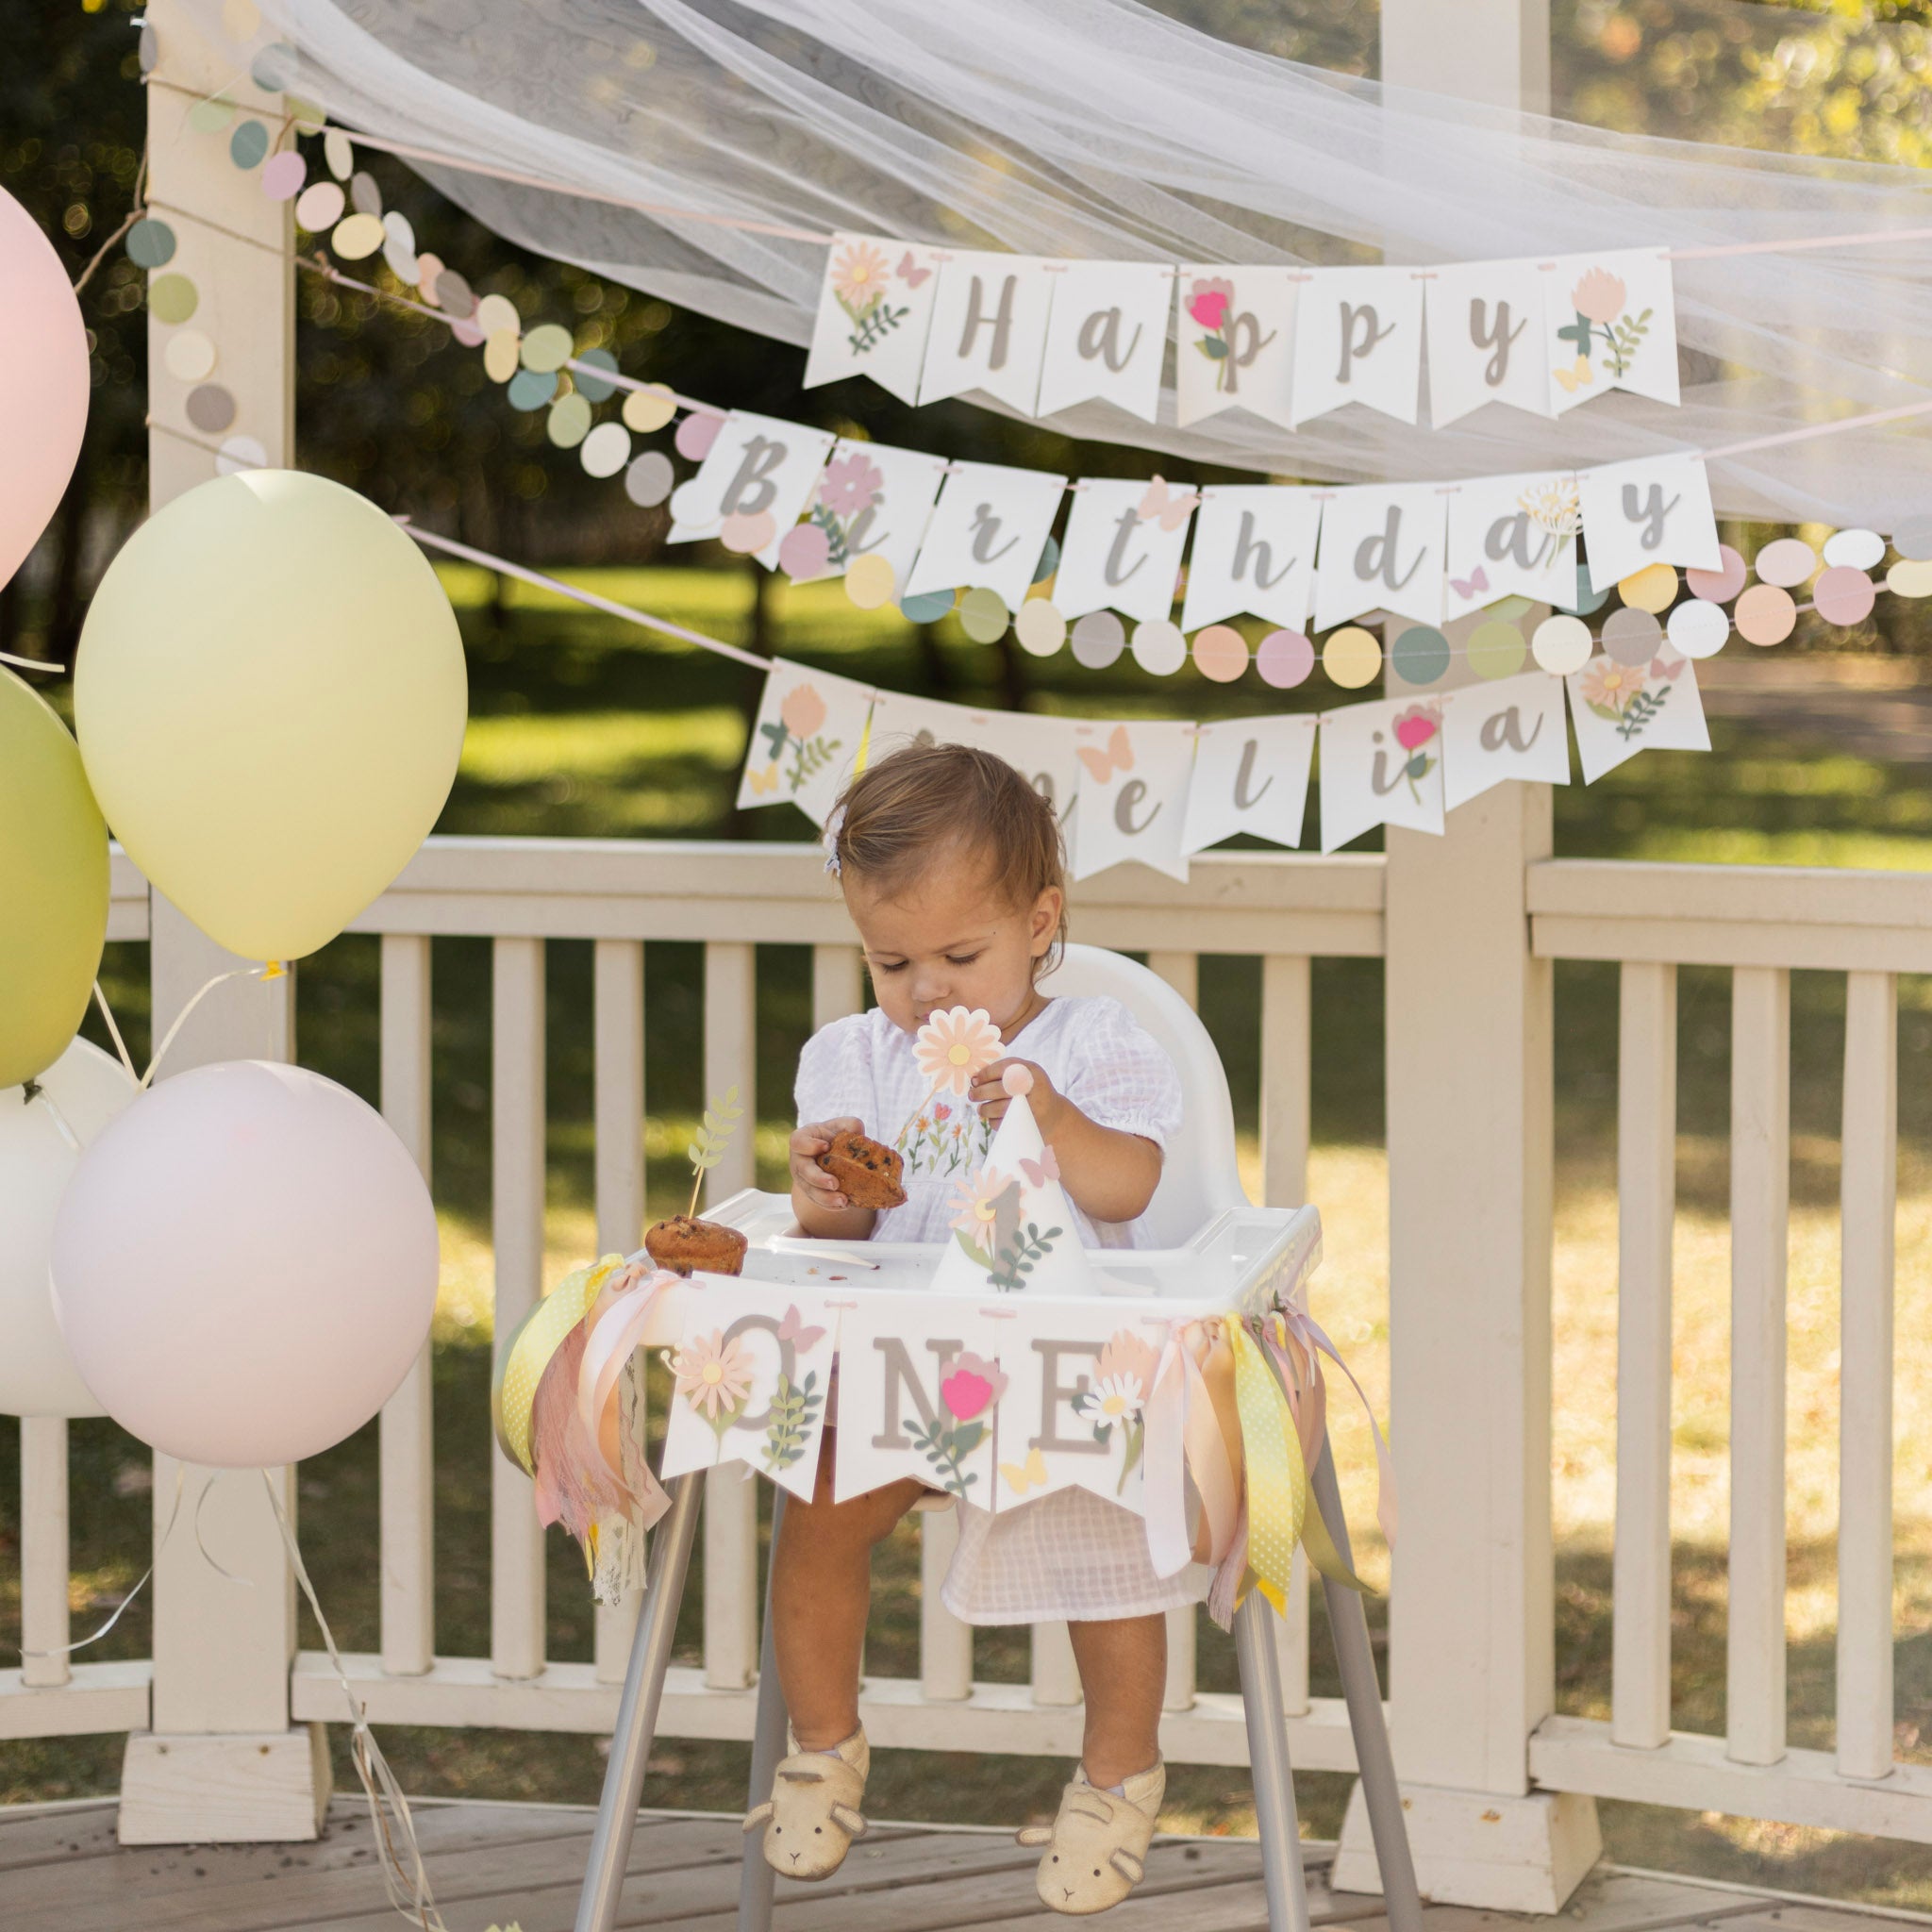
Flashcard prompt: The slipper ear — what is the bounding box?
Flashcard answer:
[742,1802,774,1831]
[1016,1825,1053,1848]
[829,1803,869,1838]
[1110,1849,1145,1884]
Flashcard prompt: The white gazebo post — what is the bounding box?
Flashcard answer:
[1330,0,1603,1911]
[119,0,329,1843]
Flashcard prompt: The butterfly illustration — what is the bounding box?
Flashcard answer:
[1449,565,1490,601]
[1651,653,1686,684]
[777,1304,827,1352]
[1137,475,1201,533]
[896,251,932,289]
[746,763,780,796]
[1553,357,1595,395]
[1019,1147,1060,1188]
[1075,724,1134,784]
[1000,1445,1050,1495]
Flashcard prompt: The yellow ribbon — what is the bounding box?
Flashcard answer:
[1227,1320,1306,1617]
[492,1254,625,1474]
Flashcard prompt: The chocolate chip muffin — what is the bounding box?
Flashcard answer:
[816,1129,908,1209]
[643,1214,749,1277]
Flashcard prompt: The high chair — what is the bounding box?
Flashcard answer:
[573,945,1422,1932]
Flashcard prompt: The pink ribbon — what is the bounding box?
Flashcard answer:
[1272,1301,1397,1549]
[1141,1332,1191,1579]
[575,1268,675,1484]
[1181,1333,1240,1569]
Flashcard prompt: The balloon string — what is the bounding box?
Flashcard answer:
[192,1470,257,1588]
[17,1465,184,1662]
[258,1471,451,1932]
[92,980,138,1083]
[0,651,58,674]
[26,1087,82,1154]
[140,965,276,1091]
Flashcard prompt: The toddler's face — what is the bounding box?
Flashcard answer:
[842,858,1060,1038]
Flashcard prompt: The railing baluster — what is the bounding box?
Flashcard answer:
[1613,960,1675,1749]
[1728,965,1790,1767]
[812,943,866,1029]
[1032,1621,1081,1707]
[1839,969,1897,1780]
[1260,954,1312,1209]
[1146,950,1199,1009]
[19,1418,69,1690]
[593,939,647,1683]
[919,1506,972,1701]
[378,934,435,1679]
[491,936,547,1680]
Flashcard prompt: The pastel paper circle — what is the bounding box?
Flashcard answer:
[229,120,270,171]
[958,587,1009,643]
[381,211,415,258]
[349,171,382,218]
[294,180,345,232]
[330,213,385,261]
[1666,598,1729,659]
[162,330,216,382]
[215,434,266,475]
[1257,628,1314,690]
[1617,563,1677,613]
[579,422,631,480]
[248,39,295,91]
[623,384,676,433]
[1824,527,1885,571]
[721,509,775,555]
[1016,600,1068,658]
[624,451,675,508]
[1130,618,1187,675]
[450,318,485,349]
[901,588,957,625]
[483,329,520,383]
[433,268,475,318]
[260,151,307,201]
[185,384,237,434]
[382,221,418,286]
[474,292,520,340]
[286,96,327,136]
[843,553,896,609]
[1032,537,1060,585]
[125,217,176,269]
[675,412,722,461]
[1192,624,1249,683]
[1323,625,1381,689]
[139,22,159,72]
[505,368,557,411]
[188,94,236,135]
[1736,583,1796,645]
[1391,624,1449,687]
[573,349,620,404]
[1071,609,1125,670]
[414,254,445,302]
[1566,563,1610,616]
[1754,537,1817,589]
[520,323,575,374]
[1601,606,1662,667]
[1530,613,1592,675]
[1887,558,1932,599]
[1891,515,1932,562]
[667,484,703,527]
[1486,595,1535,623]
[1686,544,1747,603]
[777,521,830,579]
[1468,619,1526,678]
[546,392,592,449]
[325,129,354,181]
[1813,564,1875,626]
[148,274,198,325]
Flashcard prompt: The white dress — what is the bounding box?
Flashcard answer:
[795,994,1210,1624]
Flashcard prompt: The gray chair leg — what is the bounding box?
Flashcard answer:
[1309,1437,1424,1932]
[575,1472,706,1932]
[738,1487,791,1932]
[1234,1591,1313,1932]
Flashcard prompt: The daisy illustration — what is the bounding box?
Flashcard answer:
[951,1162,1011,1239]
[915,1006,1003,1096]
[669,1329,753,1424]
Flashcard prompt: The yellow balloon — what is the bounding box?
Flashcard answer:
[0,670,108,1088]
[75,472,467,962]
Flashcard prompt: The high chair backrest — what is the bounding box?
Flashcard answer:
[1035,941,1249,1248]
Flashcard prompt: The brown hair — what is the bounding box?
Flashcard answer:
[829,742,1068,971]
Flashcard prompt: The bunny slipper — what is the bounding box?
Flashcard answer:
[742,1725,871,1881]
[1018,1760,1166,1914]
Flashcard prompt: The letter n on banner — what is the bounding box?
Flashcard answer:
[1440,670,1570,810]
[1319,695,1445,853]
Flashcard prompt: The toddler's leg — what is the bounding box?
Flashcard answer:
[1069,1613,1166,1789]
[771,1428,924,1749]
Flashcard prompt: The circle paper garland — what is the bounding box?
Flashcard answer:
[294,179,345,232]
[1192,624,1249,683]
[1813,564,1875,626]
[1391,625,1449,687]
[721,508,775,555]
[1666,598,1729,659]
[1323,626,1380,689]
[776,521,829,578]
[229,120,270,171]
[505,368,556,411]
[1754,537,1817,589]
[261,150,306,201]
[331,212,385,261]
[1129,618,1186,675]
[125,218,177,268]
[1889,558,1932,598]
[1016,600,1067,657]
[1531,613,1592,675]
[1467,620,1526,679]
[1736,583,1797,645]
[185,384,237,434]
[958,587,1009,643]
[1824,528,1885,571]
[1617,563,1676,613]
[483,330,520,384]
[148,274,198,325]
[623,384,677,432]
[900,588,957,625]
[1601,607,1662,667]
[546,392,592,449]
[1686,544,1747,602]
[843,554,896,609]
[624,451,675,508]
[1257,628,1314,690]
[162,330,216,382]
[675,411,721,461]
[1071,610,1125,670]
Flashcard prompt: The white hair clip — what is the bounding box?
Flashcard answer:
[822,803,846,878]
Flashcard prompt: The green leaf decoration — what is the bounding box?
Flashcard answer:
[1199,336,1229,359]
[688,1085,743,1175]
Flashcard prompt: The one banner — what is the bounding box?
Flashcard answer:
[1037,260,1172,422]
[1174,264,1299,429]
[1179,486,1321,632]
[1053,475,1197,624]
[784,439,950,589]
[1319,694,1446,852]
[1067,718,1197,883]
[1543,248,1681,414]
[736,656,874,824]
[1312,482,1449,631]
[1440,670,1571,809]
[1576,452,1721,591]
[1443,469,1580,622]
[864,690,1084,824]
[658,1285,841,1502]
[920,251,1055,412]
[1290,266,1425,427]
[1566,647,1709,784]
[1180,715,1317,854]
[902,460,1067,613]
[1424,258,1553,428]
[666,410,837,567]
[802,233,945,405]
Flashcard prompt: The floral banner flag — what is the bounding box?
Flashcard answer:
[1576,452,1721,591]
[1423,258,1554,428]
[919,250,1056,413]
[1443,469,1579,622]
[1566,645,1708,784]
[1180,715,1317,855]
[1319,693,1446,852]
[1036,260,1173,423]
[736,657,876,825]
[1173,264,1299,429]
[1439,669,1571,810]
[1053,475,1197,624]
[1312,482,1449,631]
[832,1296,1007,1505]
[1542,248,1680,414]
[658,1285,841,1503]
[666,410,837,568]
[902,460,1067,614]
[803,233,944,405]
[1066,718,1197,883]
[779,439,949,591]
[1179,485,1321,633]
[1290,266,1425,428]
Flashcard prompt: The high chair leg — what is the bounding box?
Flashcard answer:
[575,1472,705,1932]
[738,1487,791,1932]
[1235,1588,1312,1932]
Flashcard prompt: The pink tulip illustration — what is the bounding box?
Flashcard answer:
[909,1351,1008,1498]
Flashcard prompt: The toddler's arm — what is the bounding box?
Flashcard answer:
[972,1060,1162,1224]
[789,1117,879,1239]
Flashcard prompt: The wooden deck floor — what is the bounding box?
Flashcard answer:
[5,1794,1930,1932]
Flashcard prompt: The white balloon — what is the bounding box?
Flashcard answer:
[0,1039,137,1417]
[51,1059,439,1467]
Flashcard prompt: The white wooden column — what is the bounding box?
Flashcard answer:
[122,0,324,1847]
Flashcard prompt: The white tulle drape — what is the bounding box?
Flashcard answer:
[208,0,1931,522]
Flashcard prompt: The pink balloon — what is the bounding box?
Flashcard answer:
[0,189,90,590]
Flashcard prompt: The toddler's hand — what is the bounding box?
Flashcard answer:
[791,1117,864,1212]
[971,1058,1062,1133]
